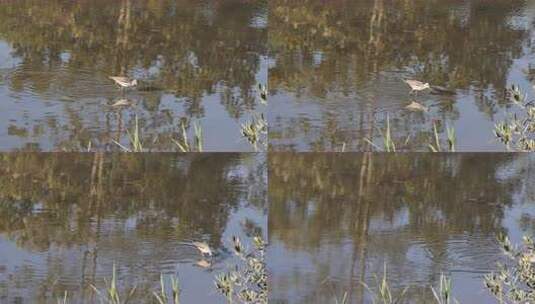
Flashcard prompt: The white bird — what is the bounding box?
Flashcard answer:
[192,241,213,257]
[405,79,430,95]
[109,76,138,90]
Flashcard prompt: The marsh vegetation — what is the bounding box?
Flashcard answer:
[0,153,267,303]
[0,0,267,151]
[269,153,535,303]
[268,0,534,151]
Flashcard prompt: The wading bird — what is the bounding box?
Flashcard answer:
[405,79,430,95]
[109,76,138,91]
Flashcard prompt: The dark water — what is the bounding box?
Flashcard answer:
[0,153,267,303]
[268,153,535,303]
[268,0,535,151]
[0,0,267,151]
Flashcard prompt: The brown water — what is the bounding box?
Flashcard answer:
[268,153,535,303]
[268,0,535,151]
[0,153,267,303]
[0,0,267,151]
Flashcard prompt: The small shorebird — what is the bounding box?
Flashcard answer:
[192,241,213,257]
[109,76,138,90]
[405,79,430,95]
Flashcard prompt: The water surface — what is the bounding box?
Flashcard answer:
[269,153,535,303]
[269,0,535,151]
[0,0,267,151]
[0,153,267,303]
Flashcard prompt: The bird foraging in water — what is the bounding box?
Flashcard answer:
[405,79,430,95]
[192,241,213,257]
[109,76,138,90]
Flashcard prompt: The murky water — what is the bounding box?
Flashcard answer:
[269,0,535,151]
[268,153,535,303]
[0,0,267,151]
[0,153,267,303]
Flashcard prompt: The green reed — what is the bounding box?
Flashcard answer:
[154,274,181,304]
[364,114,396,152]
[431,274,457,304]
[361,264,408,304]
[91,264,137,304]
[429,122,456,152]
[359,269,458,304]
[173,121,204,152]
[365,115,457,152]
[113,115,144,152]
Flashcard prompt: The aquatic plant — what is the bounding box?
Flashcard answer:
[358,266,459,304]
[173,121,204,152]
[429,123,456,152]
[484,234,535,303]
[153,274,181,304]
[364,114,406,152]
[91,264,137,304]
[241,113,268,152]
[494,85,535,151]
[361,264,408,304]
[365,115,456,152]
[431,274,458,304]
[57,291,68,304]
[113,115,144,152]
[258,83,267,105]
[215,236,267,304]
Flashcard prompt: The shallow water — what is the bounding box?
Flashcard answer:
[268,153,535,303]
[0,153,267,303]
[268,0,535,151]
[0,0,267,151]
